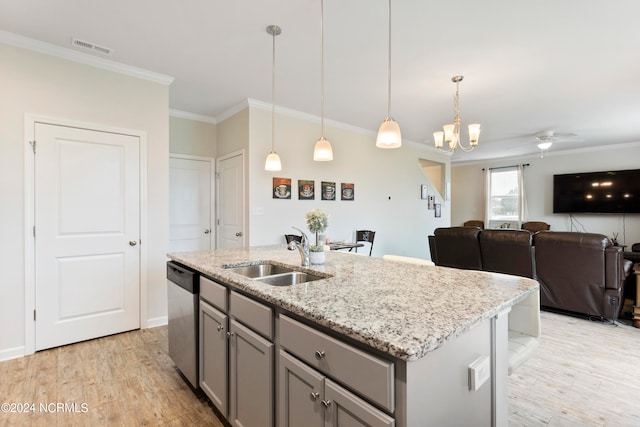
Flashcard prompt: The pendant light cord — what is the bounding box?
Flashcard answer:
[271,29,276,152]
[386,0,392,119]
[320,0,325,136]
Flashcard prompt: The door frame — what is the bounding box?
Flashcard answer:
[23,114,148,356]
[169,153,216,250]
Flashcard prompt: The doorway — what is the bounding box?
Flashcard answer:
[169,155,215,252]
[216,150,245,248]
[25,116,146,353]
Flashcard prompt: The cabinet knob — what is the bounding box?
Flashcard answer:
[204,229,211,234]
[321,400,332,408]
[314,350,325,360]
[226,331,234,338]
[310,392,319,401]
[217,325,223,332]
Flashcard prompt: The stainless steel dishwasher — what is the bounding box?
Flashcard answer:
[167,261,199,389]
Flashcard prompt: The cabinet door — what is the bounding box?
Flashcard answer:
[200,300,228,417]
[324,379,395,427]
[278,350,324,427]
[229,319,274,427]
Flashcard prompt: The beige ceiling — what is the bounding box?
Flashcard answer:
[1,0,639,163]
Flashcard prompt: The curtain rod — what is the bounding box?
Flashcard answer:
[482,163,530,171]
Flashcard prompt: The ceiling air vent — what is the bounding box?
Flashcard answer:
[71,38,113,56]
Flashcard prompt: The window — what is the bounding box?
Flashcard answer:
[487,166,523,225]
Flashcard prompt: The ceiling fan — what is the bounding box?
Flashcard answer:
[534,130,578,157]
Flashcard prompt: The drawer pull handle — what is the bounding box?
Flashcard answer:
[314,350,325,360]
[321,400,332,408]
[217,325,224,332]
[310,392,319,401]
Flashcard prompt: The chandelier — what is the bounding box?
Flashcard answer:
[433,75,480,152]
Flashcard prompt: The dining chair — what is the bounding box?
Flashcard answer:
[463,220,484,229]
[284,234,302,244]
[351,230,376,256]
[521,221,550,233]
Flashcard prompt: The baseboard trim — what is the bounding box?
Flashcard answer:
[0,346,25,362]
[146,316,168,328]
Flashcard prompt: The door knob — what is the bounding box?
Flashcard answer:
[129,240,138,246]
[235,232,243,237]
[204,229,211,234]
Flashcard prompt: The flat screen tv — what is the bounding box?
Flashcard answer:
[553,169,640,214]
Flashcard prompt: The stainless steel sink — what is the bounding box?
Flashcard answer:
[225,262,293,278]
[258,271,325,286]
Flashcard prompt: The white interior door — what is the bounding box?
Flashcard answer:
[169,156,214,252]
[217,152,245,248]
[34,123,140,351]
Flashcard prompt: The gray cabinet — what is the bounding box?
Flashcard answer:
[279,349,394,427]
[199,299,228,417]
[278,315,394,427]
[229,318,274,427]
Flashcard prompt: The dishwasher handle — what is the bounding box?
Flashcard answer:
[167,261,199,293]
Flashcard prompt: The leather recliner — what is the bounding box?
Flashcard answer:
[533,231,626,321]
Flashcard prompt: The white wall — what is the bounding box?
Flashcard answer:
[452,144,640,245]
[246,105,452,258]
[169,115,217,157]
[0,43,170,359]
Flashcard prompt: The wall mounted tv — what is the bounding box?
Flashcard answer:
[553,169,640,214]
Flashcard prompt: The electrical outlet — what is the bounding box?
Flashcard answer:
[468,355,490,391]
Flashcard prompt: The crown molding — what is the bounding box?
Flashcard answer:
[0,30,174,85]
[169,109,217,124]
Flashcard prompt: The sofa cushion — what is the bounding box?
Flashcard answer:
[432,227,482,270]
[479,229,534,278]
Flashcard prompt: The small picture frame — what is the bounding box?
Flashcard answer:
[273,177,291,199]
[434,203,441,218]
[427,195,435,210]
[298,180,315,200]
[321,181,336,201]
[341,183,355,201]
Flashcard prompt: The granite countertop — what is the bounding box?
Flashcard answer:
[168,245,539,362]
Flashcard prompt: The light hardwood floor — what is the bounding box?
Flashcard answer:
[1,311,638,426]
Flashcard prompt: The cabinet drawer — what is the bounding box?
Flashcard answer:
[230,291,273,340]
[200,276,227,312]
[279,315,394,413]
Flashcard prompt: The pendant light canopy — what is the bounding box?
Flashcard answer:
[264,24,282,171]
[313,0,334,161]
[376,0,401,149]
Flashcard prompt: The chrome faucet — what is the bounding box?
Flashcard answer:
[288,226,310,267]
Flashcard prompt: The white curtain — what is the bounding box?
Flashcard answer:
[484,169,491,227]
[517,164,527,226]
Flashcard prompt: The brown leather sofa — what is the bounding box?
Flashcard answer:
[429,227,628,321]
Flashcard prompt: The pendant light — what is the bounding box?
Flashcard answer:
[376,0,402,149]
[264,25,282,171]
[313,0,334,161]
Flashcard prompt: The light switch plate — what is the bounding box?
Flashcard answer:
[468,355,490,391]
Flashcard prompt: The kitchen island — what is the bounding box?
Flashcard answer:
[168,245,539,427]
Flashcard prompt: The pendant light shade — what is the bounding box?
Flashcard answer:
[376,117,402,148]
[313,0,334,162]
[264,24,282,172]
[264,151,281,171]
[376,0,401,149]
[313,136,333,161]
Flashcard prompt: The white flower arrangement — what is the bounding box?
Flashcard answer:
[305,209,328,247]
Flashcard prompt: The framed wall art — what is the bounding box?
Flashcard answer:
[341,183,355,201]
[321,181,336,201]
[273,177,291,199]
[298,180,315,200]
